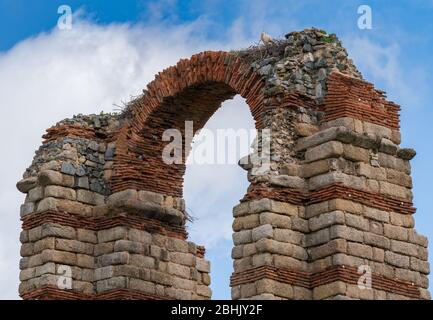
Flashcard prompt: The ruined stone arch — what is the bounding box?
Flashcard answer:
[16,29,430,300]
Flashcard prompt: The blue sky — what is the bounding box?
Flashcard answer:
[0,0,432,300]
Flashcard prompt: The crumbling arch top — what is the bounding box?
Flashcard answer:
[111,51,268,197]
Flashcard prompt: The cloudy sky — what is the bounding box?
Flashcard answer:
[0,0,432,299]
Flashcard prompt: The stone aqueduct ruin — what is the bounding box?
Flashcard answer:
[17,29,430,300]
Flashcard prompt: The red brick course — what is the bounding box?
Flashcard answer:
[21,286,171,300]
[22,210,188,240]
[42,124,119,143]
[242,183,416,215]
[320,72,401,130]
[230,265,421,299]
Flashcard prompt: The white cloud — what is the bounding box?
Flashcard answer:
[184,96,255,247]
[344,35,429,108]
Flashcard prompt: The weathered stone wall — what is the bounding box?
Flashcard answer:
[17,117,211,300]
[17,28,429,300]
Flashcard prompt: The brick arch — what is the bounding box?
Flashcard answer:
[111,51,266,197]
